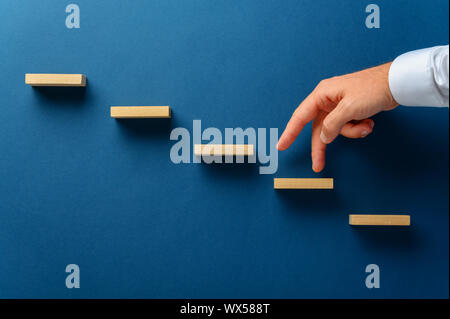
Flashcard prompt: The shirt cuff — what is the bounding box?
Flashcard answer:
[388,46,447,107]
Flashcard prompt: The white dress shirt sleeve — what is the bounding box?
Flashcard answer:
[388,45,449,107]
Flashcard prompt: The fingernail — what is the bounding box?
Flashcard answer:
[370,121,375,128]
[361,130,368,137]
[320,131,329,143]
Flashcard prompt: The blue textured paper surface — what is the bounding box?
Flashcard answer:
[0,0,448,298]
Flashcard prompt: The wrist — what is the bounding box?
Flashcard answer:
[382,62,400,109]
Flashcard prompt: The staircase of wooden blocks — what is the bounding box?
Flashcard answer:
[25,73,411,228]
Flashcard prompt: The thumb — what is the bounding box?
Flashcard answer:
[320,100,354,144]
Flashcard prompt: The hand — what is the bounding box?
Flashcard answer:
[277,62,399,172]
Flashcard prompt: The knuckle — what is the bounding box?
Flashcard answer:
[322,118,333,133]
[317,79,329,89]
[330,75,340,81]
[339,100,351,110]
[341,99,357,114]
[339,101,355,117]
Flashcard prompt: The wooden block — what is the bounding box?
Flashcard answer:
[110,106,171,119]
[273,178,334,189]
[349,214,411,226]
[25,74,86,87]
[194,144,254,156]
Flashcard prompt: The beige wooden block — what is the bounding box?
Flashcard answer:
[349,214,411,226]
[110,106,171,118]
[194,144,254,156]
[25,74,86,87]
[273,178,334,189]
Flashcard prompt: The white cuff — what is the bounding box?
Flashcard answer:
[388,46,449,107]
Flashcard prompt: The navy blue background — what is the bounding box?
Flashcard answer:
[0,0,448,298]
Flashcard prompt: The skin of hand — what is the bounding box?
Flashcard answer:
[277,62,399,173]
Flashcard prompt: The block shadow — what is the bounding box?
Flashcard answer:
[350,225,423,253]
[32,86,87,105]
[114,118,172,139]
[197,157,260,180]
[274,189,343,216]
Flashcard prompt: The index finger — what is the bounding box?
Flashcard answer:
[277,92,320,151]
